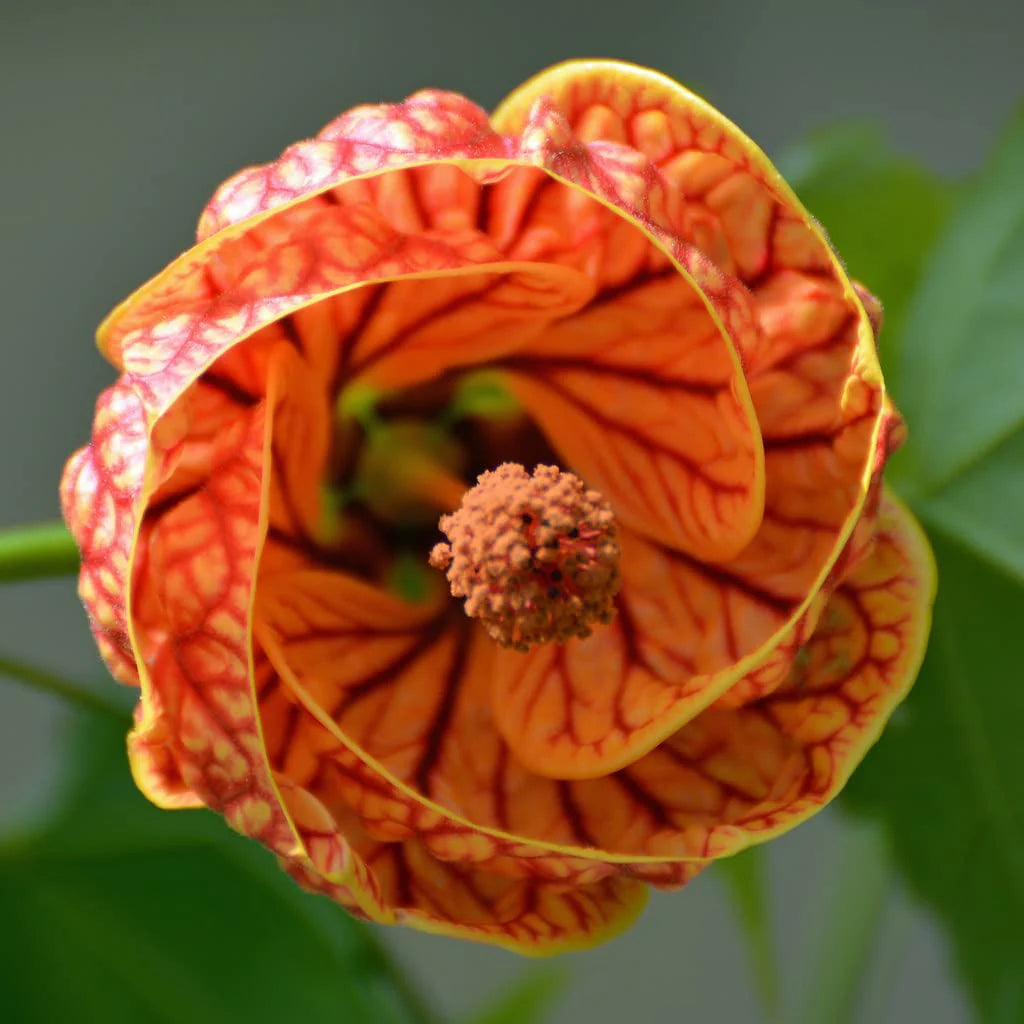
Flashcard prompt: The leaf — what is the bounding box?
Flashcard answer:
[915,428,1024,585]
[716,847,779,1018]
[0,714,433,1024]
[892,105,1024,578]
[778,122,954,400]
[464,968,567,1024]
[807,107,1024,1022]
[843,528,1024,1023]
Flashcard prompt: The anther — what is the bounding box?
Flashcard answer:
[428,463,621,651]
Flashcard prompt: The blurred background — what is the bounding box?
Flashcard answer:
[2,0,1020,1021]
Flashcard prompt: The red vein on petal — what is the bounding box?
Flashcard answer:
[414,617,471,795]
[507,371,749,494]
[345,276,509,380]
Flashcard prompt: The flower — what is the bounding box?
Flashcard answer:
[61,60,936,952]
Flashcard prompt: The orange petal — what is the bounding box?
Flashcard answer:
[96,89,506,391]
[452,492,934,866]
[60,381,149,687]
[284,832,647,953]
[490,357,894,777]
[125,362,298,857]
[337,259,594,391]
[252,570,693,947]
[493,61,850,291]
[497,269,761,559]
[496,57,885,545]
[197,90,508,240]
[738,492,935,838]
[490,523,799,778]
[254,494,932,879]
[506,492,934,863]
[253,567,690,885]
[494,95,767,562]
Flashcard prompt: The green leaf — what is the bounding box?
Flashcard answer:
[843,528,1024,1023]
[915,428,1024,584]
[716,847,779,1019]
[779,123,954,399]
[791,107,1024,1022]
[893,105,1024,579]
[0,714,434,1024]
[464,968,567,1024]
[834,106,1024,1023]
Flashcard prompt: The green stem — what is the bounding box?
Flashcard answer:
[796,822,892,1024]
[0,520,79,582]
[360,926,440,1024]
[0,655,130,721]
[717,846,780,1021]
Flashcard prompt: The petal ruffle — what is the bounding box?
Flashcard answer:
[493,60,841,289]
[125,359,298,856]
[284,833,648,954]
[197,90,509,240]
[60,381,149,687]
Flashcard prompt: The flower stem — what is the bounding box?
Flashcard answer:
[0,520,79,582]
[717,846,780,1022]
[359,926,440,1024]
[0,655,130,721]
[796,821,891,1024]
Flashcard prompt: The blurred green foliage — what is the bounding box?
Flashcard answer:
[463,968,567,1024]
[895,107,1024,583]
[789,107,1024,1024]
[0,714,433,1024]
[716,848,779,1018]
[846,532,1024,1024]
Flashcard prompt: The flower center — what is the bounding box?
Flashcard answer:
[429,463,621,651]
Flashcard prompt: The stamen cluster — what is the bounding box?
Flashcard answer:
[429,463,621,651]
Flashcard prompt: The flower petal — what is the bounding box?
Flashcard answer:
[489,523,798,778]
[284,835,647,953]
[493,58,885,565]
[491,96,766,562]
[490,328,894,780]
[251,569,684,950]
[197,90,508,239]
[493,60,838,289]
[102,193,601,443]
[253,491,931,879]
[96,89,507,391]
[489,491,935,863]
[60,381,149,687]
[123,377,298,851]
[496,271,761,558]
[253,567,705,890]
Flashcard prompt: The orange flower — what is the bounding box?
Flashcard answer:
[61,61,935,951]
